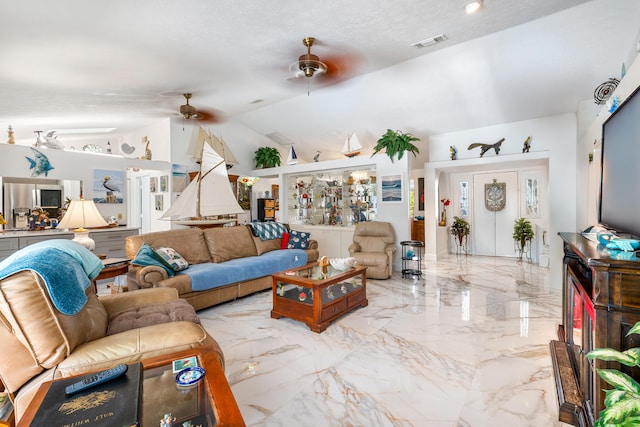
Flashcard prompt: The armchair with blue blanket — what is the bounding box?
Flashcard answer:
[0,240,223,424]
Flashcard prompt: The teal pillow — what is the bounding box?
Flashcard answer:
[132,243,175,277]
[287,230,311,249]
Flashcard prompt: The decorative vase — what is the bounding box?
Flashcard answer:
[439,210,447,226]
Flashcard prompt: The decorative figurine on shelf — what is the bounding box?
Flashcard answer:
[160,413,176,427]
[0,212,6,233]
[449,145,457,160]
[142,136,152,160]
[522,136,531,153]
[7,125,15,144]
[467,138,505,157]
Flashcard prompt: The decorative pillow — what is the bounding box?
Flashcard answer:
[280,232,290,249]
[155,247,189,271]
[132,243,175,277]
[287,230,311,249]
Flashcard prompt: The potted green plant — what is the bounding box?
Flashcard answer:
[450,216,470,247]
[512,217,534,261]
[587,321,640,426]
[371,129,420,162]
[254,147,281,168]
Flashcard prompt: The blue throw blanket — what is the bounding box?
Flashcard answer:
[0,240,104,315]
[251,222,288,240]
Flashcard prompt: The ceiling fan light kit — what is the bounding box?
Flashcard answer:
[292,37,327,78]
[180,93,199,119]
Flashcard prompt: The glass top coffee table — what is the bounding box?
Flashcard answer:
[271,262,368,333]
[18,348,244,427]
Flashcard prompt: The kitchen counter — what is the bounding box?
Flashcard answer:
[0,226,139,261]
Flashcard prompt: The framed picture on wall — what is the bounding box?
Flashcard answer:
[381,174,403,203]
[272,184,279,210]
[150,177,157,193]
[155,194,163,211]
[93,169,124,204]
[418,177,424,211]
[160,175,168,192]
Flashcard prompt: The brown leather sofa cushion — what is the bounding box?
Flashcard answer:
[107,299,200,336]
[126,228,211,265]
[203,226,258,262]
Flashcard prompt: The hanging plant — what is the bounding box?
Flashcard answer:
[254,147,281,168]
[371,129,420,162]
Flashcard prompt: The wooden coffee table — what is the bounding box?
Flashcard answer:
[18,348,244,427]
[271,263,367,333]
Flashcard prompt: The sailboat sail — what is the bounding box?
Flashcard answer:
[287,146,298,165]
[161,142,243,222]
[341,132,362,157]
[194,127,237,167]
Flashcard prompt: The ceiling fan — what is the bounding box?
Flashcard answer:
[178,93,222,123]
[288,37,359,89]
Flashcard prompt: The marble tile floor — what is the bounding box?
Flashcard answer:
[190,255,568,427]
[97,255,568,426]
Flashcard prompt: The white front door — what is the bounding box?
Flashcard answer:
[472,172,519,257]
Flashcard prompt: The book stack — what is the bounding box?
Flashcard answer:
[30,362,142,427]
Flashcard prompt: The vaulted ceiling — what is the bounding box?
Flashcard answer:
[1,0,639,165]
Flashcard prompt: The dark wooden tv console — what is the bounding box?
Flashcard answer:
[552,232,640,426]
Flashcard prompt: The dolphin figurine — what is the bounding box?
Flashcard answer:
[25,148,54,177]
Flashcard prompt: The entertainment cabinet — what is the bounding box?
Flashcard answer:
[552,232,640,426]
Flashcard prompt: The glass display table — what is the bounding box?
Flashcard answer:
[271,262,367,332]
[401,240,424,278]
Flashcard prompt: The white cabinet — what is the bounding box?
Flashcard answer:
[0,238,19,261]
[90,228,139,258]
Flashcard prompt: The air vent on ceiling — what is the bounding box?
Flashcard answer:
[411,34,448,48]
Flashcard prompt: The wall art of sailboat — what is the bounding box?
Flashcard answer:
[341,132,362,158]
[287,145,298,165]
[161,142,244,226]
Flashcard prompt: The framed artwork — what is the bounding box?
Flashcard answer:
[172,164,189,193]
[150,177,157,193]
[418,177,424,211]
[155,194,163,211]
[93,169,124,204]
[238,182,251,210]
[381,174,402,203]
[272,184,279,210]
[160,175,168,192]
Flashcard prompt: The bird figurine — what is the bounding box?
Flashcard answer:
[467,138,505,157]
[449,146,457,160]
[522,136,531,153]
[313,151,321,162]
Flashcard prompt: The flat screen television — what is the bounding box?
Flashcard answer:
[599,84,640,238]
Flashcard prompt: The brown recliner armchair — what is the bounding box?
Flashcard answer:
[348,221,396,279]
[0,269,223,423]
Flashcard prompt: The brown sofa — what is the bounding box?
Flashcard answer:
[125,224,319,311]
[0,270,222,423]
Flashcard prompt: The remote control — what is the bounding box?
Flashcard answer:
[65,364,128,395]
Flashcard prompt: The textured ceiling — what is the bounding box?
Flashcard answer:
[0,0,639,164]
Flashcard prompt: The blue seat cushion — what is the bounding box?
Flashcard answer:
[181,249,308,291]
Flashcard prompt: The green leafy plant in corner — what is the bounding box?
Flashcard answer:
[371,129,420,162]
[512,217,534,260]
[254,147,281,168]
[587,321,640,426]
[449,216,470,245]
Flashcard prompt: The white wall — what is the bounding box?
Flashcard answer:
[425,114,577,290]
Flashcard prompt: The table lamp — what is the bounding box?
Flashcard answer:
[57,198,108,251]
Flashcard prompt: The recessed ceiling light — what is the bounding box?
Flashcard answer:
[465,0,483,14]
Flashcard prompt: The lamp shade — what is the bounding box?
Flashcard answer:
[58,199,109,230]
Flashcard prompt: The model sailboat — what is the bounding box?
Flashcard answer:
[194,127,238,168]
[287,145,298,165]
[341,132,362,158]
[161,142,244,226]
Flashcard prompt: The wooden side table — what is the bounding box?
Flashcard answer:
[92,258,130,293]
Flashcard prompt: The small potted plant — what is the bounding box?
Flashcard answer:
[371,129,420,162]
[254,147,282,168]
[450,216,470,248]
[512,217,534,261]
[587,321,640,426]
